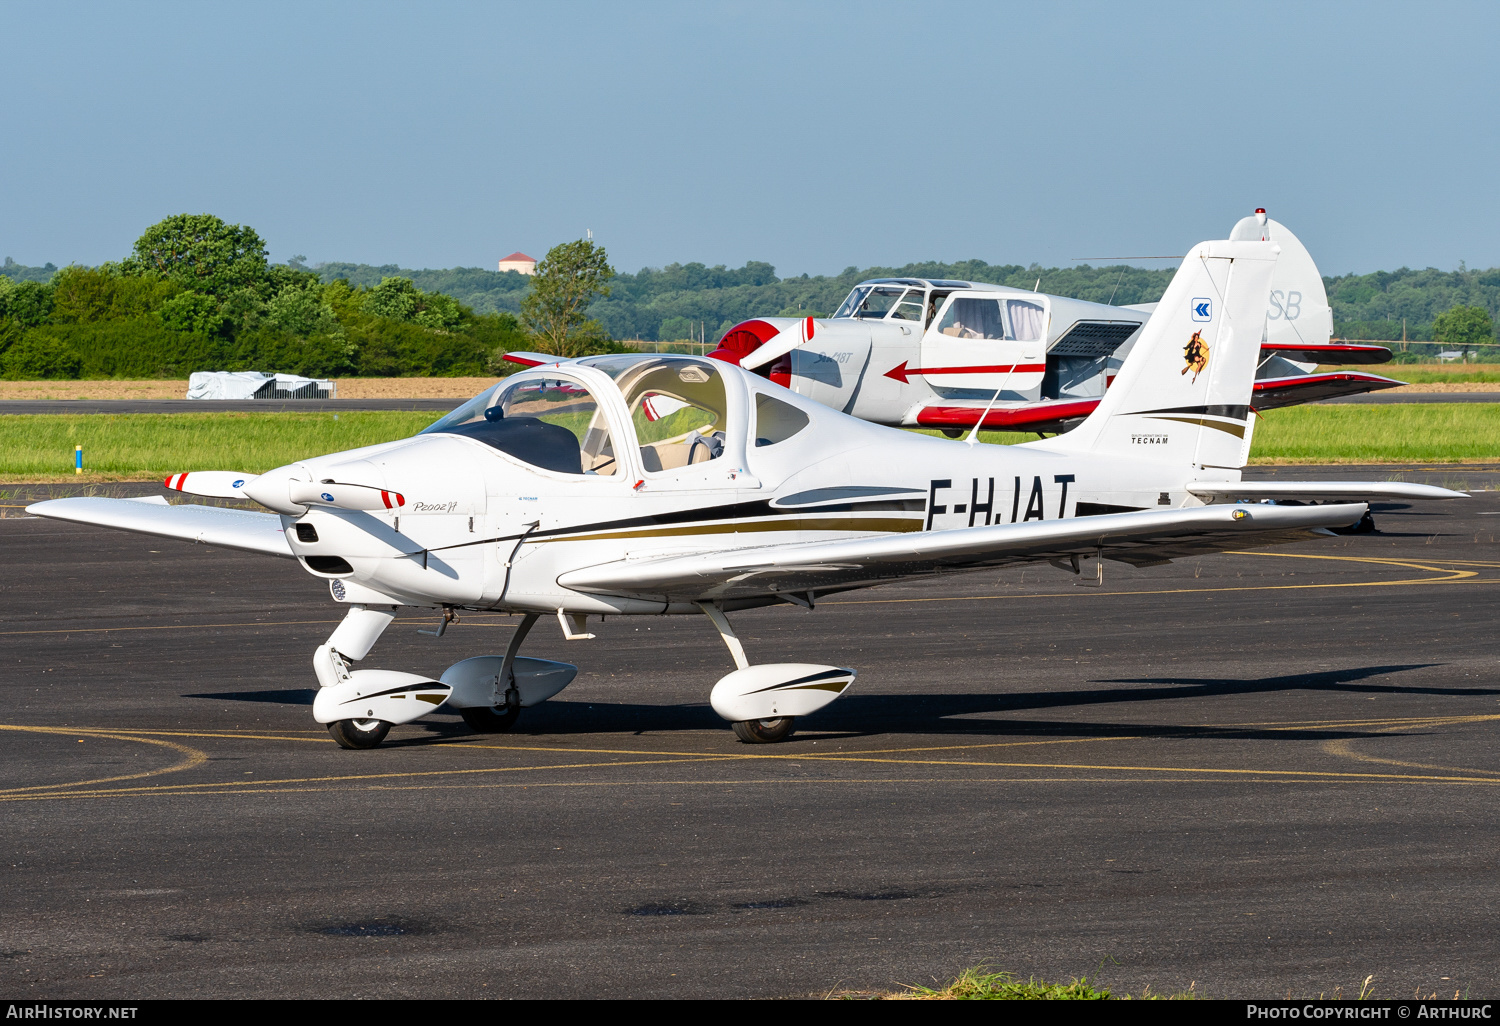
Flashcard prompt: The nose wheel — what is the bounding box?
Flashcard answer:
[732,717,796,744]
[460,700,520,733]
[328,718,392,750]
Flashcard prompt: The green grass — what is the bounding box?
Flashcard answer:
[3,404,1498,482]
[897,968,1116,1000]
[1248,403,1500,462]
[915,404,1500,464]
[0,411,443,481]
[846,966,1197,1000]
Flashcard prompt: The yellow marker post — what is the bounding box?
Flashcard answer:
[74,444,82,475]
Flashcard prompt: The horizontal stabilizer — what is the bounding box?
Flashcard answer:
[26,497,293,557]
[916,399,1100,433]
[1261,342,1391,366]
[1251,372,1403,410]
[1188,481,1465,503]
[558,502,1367,602]
[502,351,570,368]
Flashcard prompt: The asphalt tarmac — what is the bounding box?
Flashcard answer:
[3,467,1500,999]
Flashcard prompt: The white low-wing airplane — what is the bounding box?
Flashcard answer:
[29,238,1462,749]
[578,210,1394,437]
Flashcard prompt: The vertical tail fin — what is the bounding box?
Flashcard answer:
[1229,213,1334,350]
[1040,240,1279,469]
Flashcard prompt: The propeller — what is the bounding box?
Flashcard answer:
[166,471,404,513]
[287,481,406,511]
[739,316,816,371]
[163,472,259,499]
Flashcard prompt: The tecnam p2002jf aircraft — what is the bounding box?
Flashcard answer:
[29,239,1462,749]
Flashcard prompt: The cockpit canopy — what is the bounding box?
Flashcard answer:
[832,278,974,323]
[420,355,738,476]
[831,277,1046,340]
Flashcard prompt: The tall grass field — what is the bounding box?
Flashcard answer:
[1,405,1496,481]
[0,412,444,481]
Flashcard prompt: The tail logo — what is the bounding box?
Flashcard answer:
[1181,331,1210,383]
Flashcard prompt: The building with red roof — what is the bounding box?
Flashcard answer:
[498,251,538,275]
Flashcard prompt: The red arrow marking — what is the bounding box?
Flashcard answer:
[884,362,1045,384]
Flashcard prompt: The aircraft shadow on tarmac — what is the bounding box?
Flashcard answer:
[182,663,1485,745]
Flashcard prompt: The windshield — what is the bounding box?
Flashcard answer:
[833,285,909,320]
[423,375,618,475]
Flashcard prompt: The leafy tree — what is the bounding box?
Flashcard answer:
[126,214,269,298]
[1432,305,1495,351]
[362,276,463,331]
[521,240,615,356]
[158,291,224,335]
[3,281,55,326]
[266,284,341,338]
[363,276,420,321]
[49,264,180,323]
[1,333,81,379]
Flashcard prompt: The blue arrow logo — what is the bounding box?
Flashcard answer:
[321,492,335,502]
[1191,298,1212,322]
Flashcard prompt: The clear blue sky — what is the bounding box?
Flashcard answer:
[3,1,1496,277]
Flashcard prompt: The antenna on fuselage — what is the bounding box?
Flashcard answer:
[964,362,1020,447]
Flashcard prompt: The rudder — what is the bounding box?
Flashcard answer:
[1039,240,1279,469]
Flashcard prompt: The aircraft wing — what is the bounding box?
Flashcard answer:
[1187,481,1464,503]
[1251,371,1404,410]
[558,502,1367,603]
[911,368,1404,432]
[1260,342,1392,366]
[26,497,294,558]
[503,351,573,368]
[915,398,1100,434]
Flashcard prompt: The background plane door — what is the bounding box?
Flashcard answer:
[920,295,1047,399]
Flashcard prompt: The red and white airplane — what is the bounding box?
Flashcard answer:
[624,210,1397,437]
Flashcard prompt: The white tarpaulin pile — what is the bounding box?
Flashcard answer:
[186,372,335,400]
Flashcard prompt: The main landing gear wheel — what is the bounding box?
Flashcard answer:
[732,717,796,744]
[328,718,392,750]
[460,705,521,733]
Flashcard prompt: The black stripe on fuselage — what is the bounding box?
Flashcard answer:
[428,496,927,553]
[1128,404,1250,420]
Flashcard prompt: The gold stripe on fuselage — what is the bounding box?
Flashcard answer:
[1146,415,1246,438]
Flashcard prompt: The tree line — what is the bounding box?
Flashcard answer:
[5,225,1499,380]
[0,216,526,380]
[305,257,1500,344]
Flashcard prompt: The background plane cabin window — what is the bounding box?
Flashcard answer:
[890,290,925,321]
[610,358,729,474]
[832,286,872,319]
[834,285,905,320]
[426,376,618,476]
[754,394,810,447]
[1005,299,1046,341]
[938,297,1007,340]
